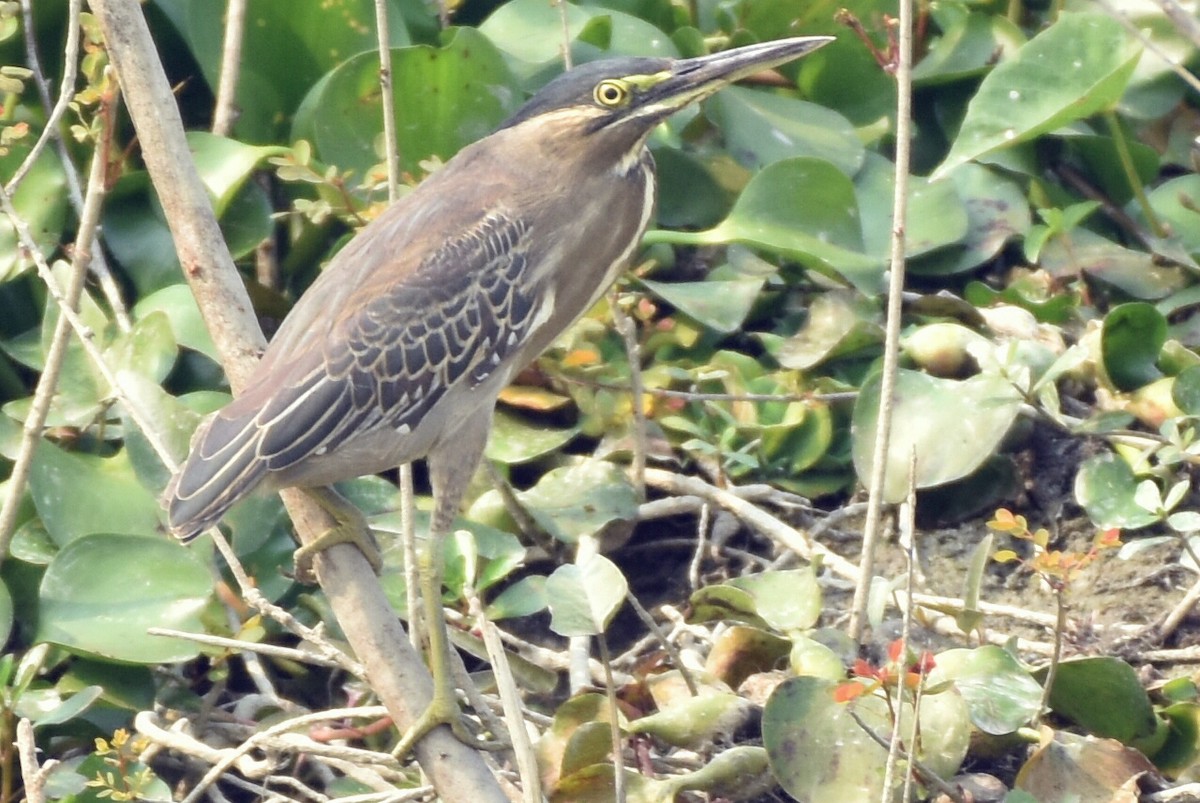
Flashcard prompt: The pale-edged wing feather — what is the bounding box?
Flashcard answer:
[166,212,537,540]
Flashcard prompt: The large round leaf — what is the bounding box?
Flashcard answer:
[293,29,521,179]
[1101,302,1167,391]
[37,534,212,663]
[647,157,884,294]
[29,443,163,546]
[852,369,1023,503]
[151,0,412,142]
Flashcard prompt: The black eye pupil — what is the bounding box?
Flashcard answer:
[602,85,620,102]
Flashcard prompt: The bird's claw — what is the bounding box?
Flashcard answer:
[292,517,384,583]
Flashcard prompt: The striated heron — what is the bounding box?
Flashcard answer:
[165,35,832,753]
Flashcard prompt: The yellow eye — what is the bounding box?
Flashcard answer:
[593,80,629,108]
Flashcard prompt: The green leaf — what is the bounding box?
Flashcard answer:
[485,410,578,465]
[1101,302,1167,391]
[646,158,884,294]
[37,534,212,663]
[1074,452,1161,530]
[545,554,627,637]
[518,460,638,544]
[932,646,1042,735]
[1172,365,1200,415]
[854,153,969,260]
[152,0,411,142]
[186,132,288,217]
[479,0,677,80]
[912,13,1025,86]
[763,676,889,801]
[852,370,1023,503]
[911,164,1031,276]
[19,685,102,728]
[1043,657,1159,745]
[132,284,219,362]
[485,575,548,620]
[29,443,163,546]
[0,142,68,282]
[775,291,883,370]
[729,569,822,633]
[293,28,521,179]
[707,86,864,174]
[639,276,764,333]
[935,13,1142,177]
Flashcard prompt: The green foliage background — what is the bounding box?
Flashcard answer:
[0,0,1199,799]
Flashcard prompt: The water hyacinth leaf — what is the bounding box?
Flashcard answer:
[707,86,864,174]
[105,311,178,387]
[764,675,889,801]
[1043,657,1159,745]
[518,460,638,544]
[485,575,548,620]
[639,276,764,333]
[37,534,212,664]
[0,143,68,282]
[855,153,969,260]
[1040,229,1187,300]
[293,29,521,179]
[852,369,1023,503]
[151,0,411,142]
[932,646,1042,734]
[936,13,1142,177]
[1074,452,1161,530]
[1172,365,1200,415]
[29,442,163,546]
[1140,175,1200,259]
[133,284,220,362]
[480,0,677,81]
[911,164,1031,276]
[1101,302,1167,391]
[912,13,1025,86]
[646,157,884,294]
[776,291,883,370]
[19,685,102,728]
[729,569,822,633]
[546,554,627,637]
[485,410,579,465]
[186,132,288,216]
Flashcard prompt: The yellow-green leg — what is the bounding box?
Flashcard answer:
[293,486,384,581]
[392,413,491,757]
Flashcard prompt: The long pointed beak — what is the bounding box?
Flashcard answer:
[648,36,835,113]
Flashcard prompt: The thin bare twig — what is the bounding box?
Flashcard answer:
[461,543,541,803]
[211,0,246,135]
[16,719,50,803]
[0,78,115,561]
[611,297,647,500]
[851,0,915,643]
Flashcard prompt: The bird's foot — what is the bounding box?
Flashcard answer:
[391,682,478,759]
[292,487,384,582]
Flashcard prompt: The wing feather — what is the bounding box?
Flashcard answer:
[165,210,541,539]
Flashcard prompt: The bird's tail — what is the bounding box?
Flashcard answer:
[164,410,269,542]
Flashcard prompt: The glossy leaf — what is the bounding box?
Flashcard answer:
[936,13,1141,176]
[293,29,521,179]
[1101,302,1167,391]
[545,554,627,637]
[852,369,1023,503]
[1074,452,1160,530]
[37,534,212,663]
